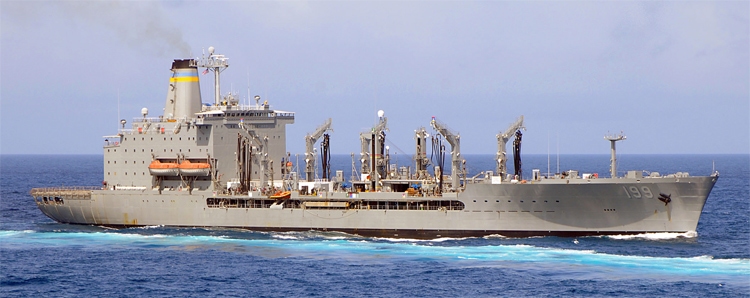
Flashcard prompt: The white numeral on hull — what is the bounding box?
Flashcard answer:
[623,186,654,199]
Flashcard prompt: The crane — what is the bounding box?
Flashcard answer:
[430,117,463,191]
[238,120,270,191]
[496,116,524,180]
[414,127,430,179]
[304,118,333,182]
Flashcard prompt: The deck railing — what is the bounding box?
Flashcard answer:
[30,186,100,200]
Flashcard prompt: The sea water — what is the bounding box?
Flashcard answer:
[1,154,748,297]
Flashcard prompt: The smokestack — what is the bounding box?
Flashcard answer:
[164,59,202,120]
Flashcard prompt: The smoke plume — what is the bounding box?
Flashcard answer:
[55,1,192,57]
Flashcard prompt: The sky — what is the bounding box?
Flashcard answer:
[1,1,748,156]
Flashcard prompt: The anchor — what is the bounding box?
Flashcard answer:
[658,193,672,206]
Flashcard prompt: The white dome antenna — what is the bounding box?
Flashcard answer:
[377,110,385,118]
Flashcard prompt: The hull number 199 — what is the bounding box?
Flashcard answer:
[623,186,654,199]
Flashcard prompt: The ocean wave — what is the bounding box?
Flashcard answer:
[270,230,360,241]
[2,230,748,277]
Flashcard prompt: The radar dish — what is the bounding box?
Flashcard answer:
[377,110,385,118]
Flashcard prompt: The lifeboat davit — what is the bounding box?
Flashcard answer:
[179,160,211,176]
[148,160,179,176]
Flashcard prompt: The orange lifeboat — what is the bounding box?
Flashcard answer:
[269,191,291,200]
[148,160,179,176]
[179,160,211,176]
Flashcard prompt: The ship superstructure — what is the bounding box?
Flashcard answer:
[32,48,719,238]
[102,48,293,195]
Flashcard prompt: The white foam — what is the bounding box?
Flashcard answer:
[482,234,507,239]
[606,231,697,240]
[270,231,354,240]
[272,234,301,240]
[321,236,349,240]
[375,236,474,242]
[133,225,164,230]
[0,230,35,237]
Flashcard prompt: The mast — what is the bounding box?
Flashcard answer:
[605,132,626,178]
[192,46,229,106]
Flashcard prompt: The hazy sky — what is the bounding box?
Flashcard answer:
[1,1,748,156]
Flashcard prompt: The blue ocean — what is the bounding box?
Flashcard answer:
[1,154,748,297]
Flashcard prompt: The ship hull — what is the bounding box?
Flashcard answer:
[32,176,717,239]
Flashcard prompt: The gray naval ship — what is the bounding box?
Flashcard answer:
[32,47,719,238]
